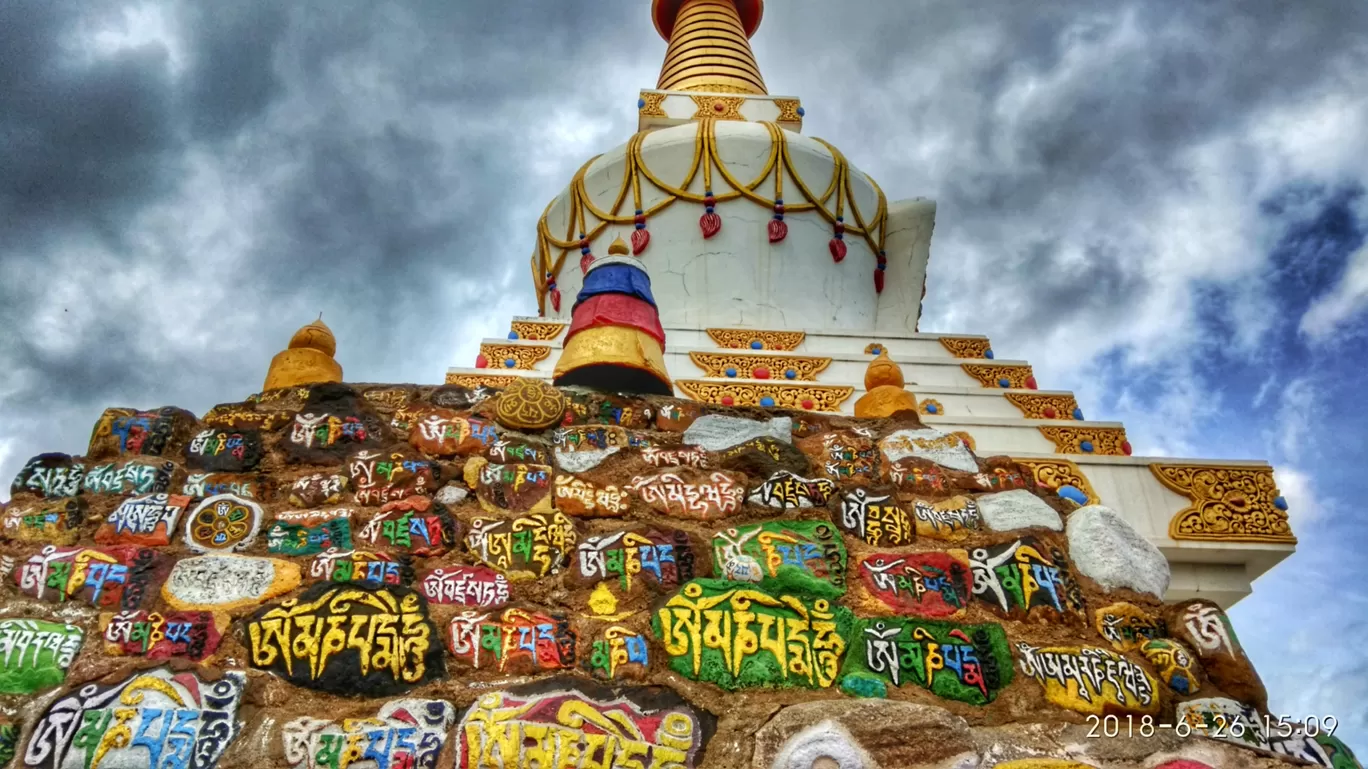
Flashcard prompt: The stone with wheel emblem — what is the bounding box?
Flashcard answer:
[183,493,263,553]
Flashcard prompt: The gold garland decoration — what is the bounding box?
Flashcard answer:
[688,351,830,380]
[445,373,526,388]
[1038,426,1130,456]
[1005,392,1081,420]
[1151,464,1295,543]
[938,336,992,359]
[961,363,1035,389]
[533,120,888,312]
[477,343,552,371]
[706,328,806,351]
[1014,458,1100,505]
[509,319,568,341]
[675,380,854,412]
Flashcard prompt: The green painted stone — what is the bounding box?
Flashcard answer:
[653,578,854,690]
[839,672,887,698]
[0,618,84,695]
[711,520,846,598]
[264,517,352,556]
[839,616,1013,705]
[1316,734,1364,769]
[0,721,16,767]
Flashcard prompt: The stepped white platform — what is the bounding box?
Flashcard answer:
[447,318,1297,607]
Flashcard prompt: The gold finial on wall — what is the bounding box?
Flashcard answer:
[653,0,767,95]
[854,349,919,418]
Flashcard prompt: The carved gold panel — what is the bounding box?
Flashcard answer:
[688,351,830,380]
[1038,426,1130,456]
[675,380,853,413]
[1151,464,1295,543]
[961,363,1034,389]
[1014,458,1100,505]
[938,337,992,359]
[1005,392,1081,420]
[445,373,524,388]
[509,320,568,341]
[478,343,552,371]
[705,328,806,351]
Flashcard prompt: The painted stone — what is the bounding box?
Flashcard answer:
[486,435,550,465]
[1176,697,1268,752]
[466,512,577,579]
[434,483,470,505]
[456,685,708,769]
[711,520,846,597]
[841,617,1013,704]
[995,762,1097,769]
[349,449,437,505]
[356,495,459,555]
[10,453,84,499]
[22,668,245,769]
[627,468,747,520]
[469,458,554,513]
[409,409,500,456]
[183,493,263,552]
[96,492,191,546]
[971,537,1085,620]
[284,410,387,464]
[748,470,838,509]
[554,446,621,473]
[81,459,176,496]
[1015,642,1160,715]
[575,527,697,595]
[910,495,983,540]
[282,699,457,769]
[362,386,415,415]
[429,383,478,410]
[977,488,1063,531]
[858,550,972,617]
[184,427,265,472]
[1,498,85,545]
[1168,598,1268,709]
[886,457,952,495]
[247,582,443,696]
[1066,504,1171,598]
[1140,638,1202,694]
[973,459,1033,493]
[555,423,633,452]
[288,472,349,506]
[1094,601,1166,651]
[163,553,301,612]
[99,609,227,661]
[583,624,651,680]
[418,565,509,607]
[879,427,978,473]
[265,515,352,556]
[310,548,412,587]
[1311,735,1365,769]
[87,406,197,459]
[654,578,853,690]
[753,699,977,769]
[183,471,266,500]
[835,488,915,546]
[490,379,567,433]
[448,606,577,673]
[655,400,702,431]
[0,619,83,695]
[553,475,629,517]
[17,544,169,610]
[714,435,810,478]
[203,401,295,430]
[565,391,654,428]
[684,414,793,452]
[0,721,15,768]
[641,445,709,468]
[797,430,879,482]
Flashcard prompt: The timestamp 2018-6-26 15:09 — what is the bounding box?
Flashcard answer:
[1086,713,1339,739]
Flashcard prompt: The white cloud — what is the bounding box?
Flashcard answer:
[1272,465,1323,527]
[1301,242,1368,341]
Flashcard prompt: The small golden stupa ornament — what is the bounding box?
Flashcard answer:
[262,316,343,391]
[853,349,920,418]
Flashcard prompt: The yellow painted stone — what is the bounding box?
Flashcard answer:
[1093,601,1164,652]
[1017,643,1161,716]
[854,350,919,418]
[588,582,619,616]
[161,554,302,614]
[263,318,343,391]
[493,378,569,431]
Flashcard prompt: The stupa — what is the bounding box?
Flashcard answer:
[448,0,1296,608]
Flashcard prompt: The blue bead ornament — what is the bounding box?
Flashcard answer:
[750,340,763,350]
[998,377,1011,388]
[784,369,797,380]
[1057,485,1089,505]
[984,348,994,359]
[796,106,806,117]
[925,404,938,414]
[1274,496,1288,510]
[507,331,519,340]
[1072,407,1084,420]
[637,98,645,108]
[503,358,516,369]
[1079,440,1094,453]
[760,396,775,408]
[725,367,737,378]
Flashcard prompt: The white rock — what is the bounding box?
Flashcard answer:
[770,721,872,769]
[434,484,469,505]
[1066,505,1170,598]
[555,447,620,473]
[683,415,792,452]
[977,489,1063,532]
[878,427,978,473]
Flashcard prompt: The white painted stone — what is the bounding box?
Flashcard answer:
[684,415,792,452]
[434,484,469,505]
[555,447,620,473]
[878,427,978,473]
[163,554,297,610]
[182,493,264,553]
[770,721,871,769]
[978,489,1063,532]
[1067,505,1171,598]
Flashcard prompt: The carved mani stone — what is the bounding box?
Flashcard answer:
[0,619,83,695]
[183,427,265,472]
[1167,599,1268,710]
[282,699,457,769]
[754,700,975,769]
[10,454,85,499]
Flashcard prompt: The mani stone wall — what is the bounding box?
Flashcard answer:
[0,380,1359,769]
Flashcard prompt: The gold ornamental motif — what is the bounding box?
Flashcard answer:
[637,91,668,117]
[1151,464,1295,544]
[690,94,746,121]
[509,319,568,341]
[1015,458,1100,505]
[675,380,854,413]
[1039,426,1129,456]
[494,378,569,431]
[478,343,552,371]
[705,328,806,351]
[918,398,944,416]
[950,431,976,452]
[1005,392,1081,420]
[961,363,1034,389]
[444,373,523,388]
[938,336,993,359]
[688,351,830,380]
[773,98,803,123]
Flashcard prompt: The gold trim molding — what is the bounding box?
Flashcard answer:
[509,320,567,341]
[961,363,1034,389]
[939,337,992,359]
[1005,392,1081,420]
[705,328,806,351]
[1038,426,1130,456]
[638,91,668,117]
[478,343,552,371]
[688,351,830,380]
[690,94,746,120]
[1151,463,1295,543]
[1015,458,1100,505]
[445,373,526,388]
[675,380,853,412]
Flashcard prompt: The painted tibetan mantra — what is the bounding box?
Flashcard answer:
[842,617,1013,705]
[626,469,746,520]
[858,551,972,618]
[1015,642,1160,715]
[711,520,846,598]
[355,496,459,556]
[310,548,410,587]
[835,488,914,546]
[417,566,510,607]
[584,625,651,680]
[654,579,853,690]
[100,609,226,661]
[22,667,245,769]
[0,619,83,695]
[247,582,443,696]
[465,513,576,579]
[282,699,457,769]
[575,528,696,595]
[81,459,175,496]
[447,607,577,673]
[971,537,1084,620]
[16,544,169,610]
[163,553,301,613]
[748,471,838,509]
[265,515,353,556]
[184,493,263,553]
[1,499,84,545]
[96,492,192,546]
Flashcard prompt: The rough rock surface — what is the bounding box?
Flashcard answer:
[977,489,1064,532]
[1066,504,1171,598]
[685,414,793,451]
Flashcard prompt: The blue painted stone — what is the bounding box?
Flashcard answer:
[504,358,516,369]
[750,340,763,350]
[796,106,806,117]
[637,97,646,109]
[507,331,520,340]
[998,377,1011,388]
[925,404,938,414]
[1072,407,1084,420]
[784,369,797,380]
[760,396,775,408]
[985,348,995,359]
[839,673,884,699]
[725,368,737,378]
[1079,440,1094,453]
[1057,485,1089,505]
[1274,496,1288,510]
[870,345,882,354]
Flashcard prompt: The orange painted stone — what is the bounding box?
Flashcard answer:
[95,493,192,546]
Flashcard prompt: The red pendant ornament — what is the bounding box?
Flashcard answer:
[550,287,562,312]
[768,218,787,243]
[1122,440,1133,456]
[475,354,488,369]
[1025,376,1038,390]
[700,211,721,238]
[873,269,885,293]
[631,228,650,255]
[829,238,847,262]
[579,252,594,273]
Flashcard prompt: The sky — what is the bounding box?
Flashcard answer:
[2,0,1366,751]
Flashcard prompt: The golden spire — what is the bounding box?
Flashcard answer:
[263,317,343,391]
[653,0,767,95]
[608,236,630,256]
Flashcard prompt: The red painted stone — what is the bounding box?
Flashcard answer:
[753,367,770,379]
[858,551,973,618]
